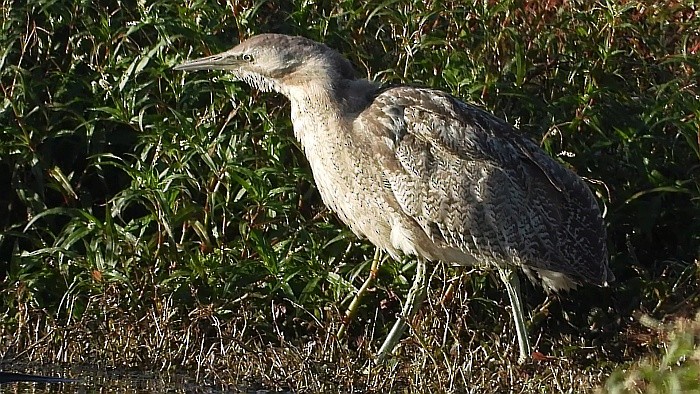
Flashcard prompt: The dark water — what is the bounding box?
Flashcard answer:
[0,364,284,393]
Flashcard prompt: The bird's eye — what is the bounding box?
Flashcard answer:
[242,54,253,62]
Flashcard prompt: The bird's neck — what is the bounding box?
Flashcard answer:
[285,78,377,116]
[285,78,369,148]
[283,78,378,216]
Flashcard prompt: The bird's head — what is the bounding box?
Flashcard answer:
[174,34,357,96]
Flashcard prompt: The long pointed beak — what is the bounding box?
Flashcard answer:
[173,52,241,71]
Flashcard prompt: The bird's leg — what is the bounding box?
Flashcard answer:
[337,248,381,340]
[377,258,427,361]
[498,266,531,364]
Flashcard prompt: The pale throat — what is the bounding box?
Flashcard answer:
[285,82,346,141]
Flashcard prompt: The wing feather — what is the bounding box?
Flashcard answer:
[357,86,610,285]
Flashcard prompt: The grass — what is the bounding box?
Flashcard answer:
[1,0,699,391]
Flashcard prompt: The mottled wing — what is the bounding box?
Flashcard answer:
[358,86,611,286]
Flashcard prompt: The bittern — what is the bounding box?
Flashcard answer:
[174,34,613,362]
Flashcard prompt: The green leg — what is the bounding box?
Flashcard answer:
[377,258,428,361]
[338,248,381,340]
[498,267,531,364]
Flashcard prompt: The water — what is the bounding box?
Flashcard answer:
[0,364,284,393]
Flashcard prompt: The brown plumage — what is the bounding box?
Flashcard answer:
[174,33,613,361]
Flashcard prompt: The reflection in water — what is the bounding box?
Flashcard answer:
[0,371,75,383]
[0,363,286,393]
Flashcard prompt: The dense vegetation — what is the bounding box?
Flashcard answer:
[1,0,698,391]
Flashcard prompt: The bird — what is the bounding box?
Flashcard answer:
[174,33,613,362]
